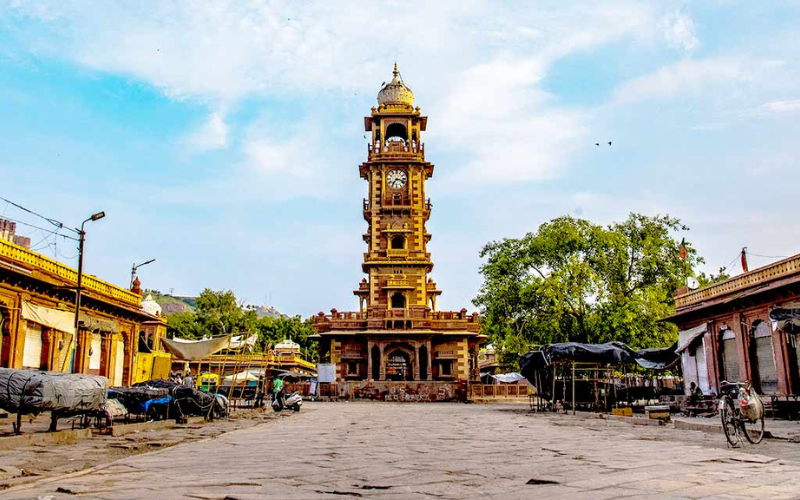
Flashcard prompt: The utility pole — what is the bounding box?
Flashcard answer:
[72,211,105,371]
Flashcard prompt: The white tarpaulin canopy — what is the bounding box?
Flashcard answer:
[230,334,258,351]
[21,301,75,335]
[490,372,526,383]
[676,323,708,353]
[223,370,261,382]
[161,335,232,361]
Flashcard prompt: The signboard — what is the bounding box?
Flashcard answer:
[317,363,337,383]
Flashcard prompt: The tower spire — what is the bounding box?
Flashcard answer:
[393,62,399,78]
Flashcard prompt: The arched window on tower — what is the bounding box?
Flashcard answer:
[391,293,406,309]
[385,123,407,143]
[391,236,405,249]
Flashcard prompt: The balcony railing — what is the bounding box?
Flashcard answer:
[0,238,142,307]
[368,141,424,158]
[313,308,481,333]
[675,254,800,308]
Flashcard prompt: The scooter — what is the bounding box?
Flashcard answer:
[272,391,302,412]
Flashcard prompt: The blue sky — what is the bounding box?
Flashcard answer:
[1,1,799,316]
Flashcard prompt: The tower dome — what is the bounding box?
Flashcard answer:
[141,292,162,316]
[377,63,414,107]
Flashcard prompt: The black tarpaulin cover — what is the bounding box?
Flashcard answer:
[519,341,679,380]
[0,368,108,414]
[770,306,800,329]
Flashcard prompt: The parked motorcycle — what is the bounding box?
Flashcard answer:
[272,391,302,412]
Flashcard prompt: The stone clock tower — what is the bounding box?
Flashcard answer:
[312,65,484,401]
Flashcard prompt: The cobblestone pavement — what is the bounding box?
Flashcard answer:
[4,403,800,500]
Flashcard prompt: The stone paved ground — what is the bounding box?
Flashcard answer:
[4,402,800,500]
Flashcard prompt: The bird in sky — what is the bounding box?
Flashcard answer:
[608,141,612,146]
[595,143,600,146]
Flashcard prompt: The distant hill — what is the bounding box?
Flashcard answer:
[150,292,282,318]
[150,292,197,315]
[248,304,283,319]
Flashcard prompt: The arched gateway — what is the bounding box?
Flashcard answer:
[311,64,485,398]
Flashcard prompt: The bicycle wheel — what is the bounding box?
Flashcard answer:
[742,413,765,444]
[720,396,740,447]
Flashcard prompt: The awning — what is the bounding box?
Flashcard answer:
[676,323,708,353]
[230,334,258,351]
[490,372,526,383]
[79,312,118,333]
[21,301,75,335]
[224,370,262,382]
[161,335,232,361]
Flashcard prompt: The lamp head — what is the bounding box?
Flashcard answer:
[90,211,106,221]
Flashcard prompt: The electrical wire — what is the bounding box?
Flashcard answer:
[0,196,72,233]
[747,252,788,260]
[0,215,79,242]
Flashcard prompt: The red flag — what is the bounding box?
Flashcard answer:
[741,247,749,273]
[679,238,687,261]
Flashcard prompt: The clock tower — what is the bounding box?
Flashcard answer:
[312,64,484,400]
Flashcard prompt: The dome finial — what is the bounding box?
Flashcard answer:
[393,62,399,78]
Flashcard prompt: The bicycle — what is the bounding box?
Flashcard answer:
[718,380,765,447]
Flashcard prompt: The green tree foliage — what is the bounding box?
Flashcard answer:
[164,289,317,358]
[474,214,703,367]
[696,267,730,287]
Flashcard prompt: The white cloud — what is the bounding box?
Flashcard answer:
[6,0,702,192]
[662,9,699,52]
[611,58,753,105]
[181,111,228,151]
[759,99,800,113]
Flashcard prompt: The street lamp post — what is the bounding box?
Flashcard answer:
[130,259,156,289]
[72,211,105,369]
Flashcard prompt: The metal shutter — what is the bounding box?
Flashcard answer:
[722,339,739,383]
[695,344,710,392]
[89,335,102,371]
[113,341,125,386]
[22,323,43,369]
[754,336,778,393]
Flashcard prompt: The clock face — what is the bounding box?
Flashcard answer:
[387,170,407,189]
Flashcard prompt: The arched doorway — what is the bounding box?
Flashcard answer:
[419,345,428,380]
[371,345,381,380]
[751,320,778,393]
[391,293,406,309]
[385,349,412,381]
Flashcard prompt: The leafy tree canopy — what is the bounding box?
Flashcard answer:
[165,289,316,357]
[474,214,705,368]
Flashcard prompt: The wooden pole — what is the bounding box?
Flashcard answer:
[572,362,576,415]
[551,364,556,411]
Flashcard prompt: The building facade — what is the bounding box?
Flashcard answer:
[312,65,484,400]
[666,254,800,397]
[0,237,167,386]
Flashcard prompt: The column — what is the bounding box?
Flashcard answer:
[379,344,386,380]
[367,340,374,381]
[413,344,420,381]
[426,340,432,381]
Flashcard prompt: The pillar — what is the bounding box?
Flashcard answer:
[426,340,432,381]
[379,344,386,380]
[413,344,420,381]
[367,339,374,381]
[100,332,113,378]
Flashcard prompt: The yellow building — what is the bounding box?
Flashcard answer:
[0,238,168,385]
[312,65,485,400]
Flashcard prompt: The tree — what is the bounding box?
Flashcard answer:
[696,267,730,287]
[474,214,703,368]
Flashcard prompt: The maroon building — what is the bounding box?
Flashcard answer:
[666,255,800,397]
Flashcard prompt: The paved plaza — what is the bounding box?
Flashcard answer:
[4,403,800,499]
